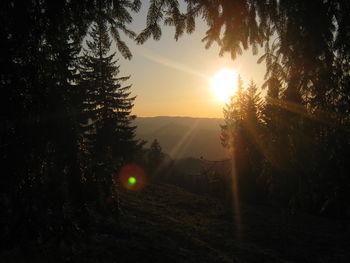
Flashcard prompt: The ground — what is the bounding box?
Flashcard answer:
[93,183,349,263]
[3,183,349,262]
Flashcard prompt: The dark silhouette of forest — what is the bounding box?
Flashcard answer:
[1,0,349,262]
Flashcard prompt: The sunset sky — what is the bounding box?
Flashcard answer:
[118,3,266,118]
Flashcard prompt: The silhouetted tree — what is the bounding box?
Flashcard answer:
[79,19,139,215]
[221,78,265,203]
[147,139,165,178]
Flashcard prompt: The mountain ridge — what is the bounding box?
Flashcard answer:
[134,116,228,160]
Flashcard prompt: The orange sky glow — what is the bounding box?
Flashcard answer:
[118,4,266,118]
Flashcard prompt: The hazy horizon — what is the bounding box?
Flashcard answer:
[135,116,227,160]
[135,115,224,119]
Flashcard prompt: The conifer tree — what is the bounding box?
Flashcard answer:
[241,80,264,201]
[221,75,244,156]
[221,78,264,202]
[79,20,138,214]
[147,139,164,175]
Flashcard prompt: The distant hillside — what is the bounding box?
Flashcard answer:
[134,116,228,160]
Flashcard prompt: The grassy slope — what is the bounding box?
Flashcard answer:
[8,183,347,262]
[105,183,349,263]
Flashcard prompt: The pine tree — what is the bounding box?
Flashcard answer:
[241,81,265,202]
[79,20,138,215]
[221,75,245,156]
[221,78,265,202]
[147,139,164,175]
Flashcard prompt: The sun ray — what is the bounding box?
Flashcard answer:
[169,119,200,158]
[135,46,209,80]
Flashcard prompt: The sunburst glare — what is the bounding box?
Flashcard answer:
[211,69,239,102]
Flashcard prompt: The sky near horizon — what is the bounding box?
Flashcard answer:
[117,3,266,118]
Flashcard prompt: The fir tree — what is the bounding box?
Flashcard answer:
[221,78,265,202]
[221,75,245,156]
[79,20,138,214]
[147,139,164,175]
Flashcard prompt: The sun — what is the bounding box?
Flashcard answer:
[211,69,239,102]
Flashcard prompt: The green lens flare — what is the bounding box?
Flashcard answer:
[128,176,137,185]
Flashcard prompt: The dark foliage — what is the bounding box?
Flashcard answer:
[0,0,141,258]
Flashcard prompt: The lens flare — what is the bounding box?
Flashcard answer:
[128,176,137,185]
[119,164,146,191]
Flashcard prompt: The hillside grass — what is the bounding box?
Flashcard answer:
[3,183,349,262]
[93,183,349,263]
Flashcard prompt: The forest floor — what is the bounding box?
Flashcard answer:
[3,183,349,262]
[85,183,349,263]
